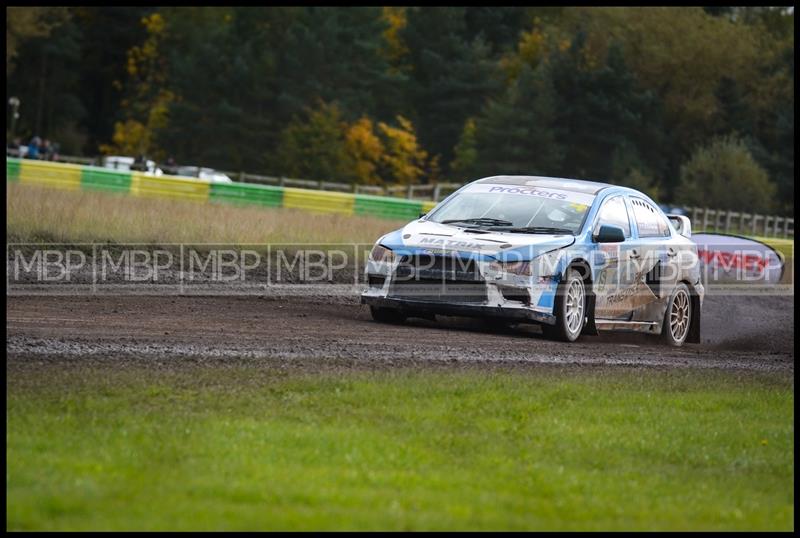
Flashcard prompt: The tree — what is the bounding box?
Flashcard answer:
[676,135,776,213]
[275,7,403,124]
[71,7,153,153]
[401,7,501,171]
[6,8,84,147]
[381,6,409,75]
[712,76,752,137]
[450,118,478,179]
[544,7,764,197]
[345,117,384,185]
[377,115,428,185]
[547,36,666,183]
[473,62,563,176]
[739,9,794,215]
[272,102,355,183]
[463,7,530,56]
[101,12,173,160]
[6,7,70,75]
[156,7,297,170]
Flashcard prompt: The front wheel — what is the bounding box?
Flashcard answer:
[661,283,691,347]
[542,269,585,342]
[370,306,406,324]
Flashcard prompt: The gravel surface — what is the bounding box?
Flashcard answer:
[6,290,794,373]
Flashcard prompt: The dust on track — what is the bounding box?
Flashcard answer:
[6,290,794,373]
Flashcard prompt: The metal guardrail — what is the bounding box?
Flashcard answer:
[224,170,462,201]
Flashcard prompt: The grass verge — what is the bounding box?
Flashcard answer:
[6,182,405,245]
[7,362,793,531]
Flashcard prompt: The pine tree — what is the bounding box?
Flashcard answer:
[474,62,563,176]
[547,36,665,183]
[401,7,501,172]
[155,7,294,170]
[450,118,479,180]
[274,7,404,124]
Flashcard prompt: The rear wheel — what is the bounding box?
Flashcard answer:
[370,306,406,324]
[662,283,691,347]
[542,269,585,342]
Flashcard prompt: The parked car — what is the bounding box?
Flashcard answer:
[361,175,704,346]
[7,145,28,158]
[102,155,163,176]
[175,166,233,183]
[659,204,688,217]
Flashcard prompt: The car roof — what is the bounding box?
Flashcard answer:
[474,175,613,195]
[178,165,214,172]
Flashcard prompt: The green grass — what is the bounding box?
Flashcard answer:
[6,364,793,531]
[751,236,794,259]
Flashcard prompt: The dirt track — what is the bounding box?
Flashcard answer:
[6,291,794,372]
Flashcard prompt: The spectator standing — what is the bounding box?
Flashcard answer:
[164,156,177,175]
[26,136,41,159]
[131,154,148,172]
[40,139,51,160]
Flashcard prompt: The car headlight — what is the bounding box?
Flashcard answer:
[369,244,396,263]
[489,260,533,276]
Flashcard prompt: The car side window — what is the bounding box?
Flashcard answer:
[594,195,631,238]
[631,198,670,237]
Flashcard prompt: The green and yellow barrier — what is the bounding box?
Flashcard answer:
[131,172,211,202]
[81,168,131,193]
[283,187,356,216]
[354,194,424,221]
[421,200,438,215]
[18,160,82,191]
[209,181,284,208]
[7,158,20,182]
[6,157,442,221]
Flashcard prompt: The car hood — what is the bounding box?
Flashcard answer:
[379,220,575,262]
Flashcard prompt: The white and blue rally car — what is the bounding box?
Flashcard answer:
[361,176,704,346]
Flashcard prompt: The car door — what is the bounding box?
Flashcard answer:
[591,194,638,320]
[627,197,676,321]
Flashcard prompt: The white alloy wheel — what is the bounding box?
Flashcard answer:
[542,268,585,342]
[662,283,691,346]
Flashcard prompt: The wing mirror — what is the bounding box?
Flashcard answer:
[593,224,626,243]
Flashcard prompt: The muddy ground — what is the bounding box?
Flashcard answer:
[6,290,794,373]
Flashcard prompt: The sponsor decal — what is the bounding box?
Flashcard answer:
[464,183,595,206]
[417,236,485,250]
[488,185,567,200]
[598,264,659,316]
[692,233,785,284]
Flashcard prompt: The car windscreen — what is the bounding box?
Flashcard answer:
[428,183,595,234]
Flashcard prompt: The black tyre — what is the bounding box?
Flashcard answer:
[661,282,691,347]
[541,269,586,342]
[370,305,406,324]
